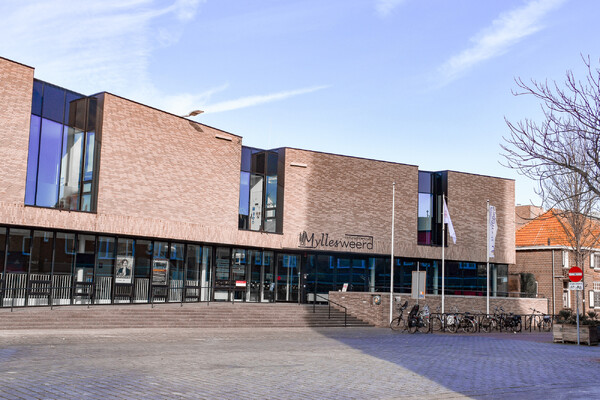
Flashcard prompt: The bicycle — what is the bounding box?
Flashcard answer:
[431,306,448,332]
[407,304,430,333]
[499,306,522,333]
[480,306,502,333]
[390,300,408,332]
[526,308,552,332]
[457,311,478,333]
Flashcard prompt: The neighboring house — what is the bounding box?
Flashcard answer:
[514,207,600,315]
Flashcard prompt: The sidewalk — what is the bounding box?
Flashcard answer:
[0,327,598,399]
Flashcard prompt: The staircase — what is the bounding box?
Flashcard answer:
[0,302,373,330]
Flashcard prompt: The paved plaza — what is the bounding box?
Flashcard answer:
[1,327,599,399]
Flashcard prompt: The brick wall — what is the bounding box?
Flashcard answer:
[330,291,549,327]
[0,57,33,205]
[447,171,515,265]
[280,148,418,254]
[279,152,515,264]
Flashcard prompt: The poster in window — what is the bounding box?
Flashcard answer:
[115,256,134,284]
[152,259,169,285]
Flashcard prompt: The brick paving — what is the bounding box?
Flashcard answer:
[0,327,599,399]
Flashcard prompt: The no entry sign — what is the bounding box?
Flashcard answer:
[569,266,583,282]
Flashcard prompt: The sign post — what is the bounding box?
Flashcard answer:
[569,266,583,345]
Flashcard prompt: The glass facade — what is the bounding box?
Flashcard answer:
[0,224,510,308]
[25,80,100,212]
[238,147,283,233]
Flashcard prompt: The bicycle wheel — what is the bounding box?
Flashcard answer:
[417,318,430,333]
[390,316,406,332]
[525,316,534,331]
[465,319,477,333]
[431,316,443,332]
[459,319,471,333]
[512,320,522,333]
[446,316,458,333]
[408,318,418,334]
[480,316,494,333]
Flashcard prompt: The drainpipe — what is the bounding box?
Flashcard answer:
[552,249,555,316]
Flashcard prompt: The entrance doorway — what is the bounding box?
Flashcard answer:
[275,254,300,302]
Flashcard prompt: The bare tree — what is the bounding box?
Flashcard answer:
[502,56,600,313]
[502,56,600,198]
[545,172,600,314]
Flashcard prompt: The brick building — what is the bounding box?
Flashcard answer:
[0,56,516,308]
[514,206,600,315]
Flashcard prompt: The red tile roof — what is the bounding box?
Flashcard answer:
[516,209,600,248]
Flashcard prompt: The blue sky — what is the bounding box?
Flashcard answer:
[1,0,599,206]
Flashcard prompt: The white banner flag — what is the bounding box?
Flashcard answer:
[488,205,498,258]
[443,198,456,244]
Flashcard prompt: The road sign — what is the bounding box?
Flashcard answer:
[569,282,583,291]
[569,266,583,282]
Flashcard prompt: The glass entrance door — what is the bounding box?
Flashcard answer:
[276,254,300,302]
[248,250,261,302]
[246,250,274,302]
[231,249,247,301]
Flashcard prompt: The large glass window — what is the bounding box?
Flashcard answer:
[36,118,63,207]
[6,229,30,273]
[25,80,100,212]
[30,231,54,275]
[239,147,283,233]
[418,171,446,245]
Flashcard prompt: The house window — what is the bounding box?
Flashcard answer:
[590,253,600,269]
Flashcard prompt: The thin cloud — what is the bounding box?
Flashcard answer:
[202,85,331,114]
[0,0,203,95]
[438,0,566,83]
[375,0,407,17]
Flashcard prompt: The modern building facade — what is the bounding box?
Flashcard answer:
[0,56,516,308]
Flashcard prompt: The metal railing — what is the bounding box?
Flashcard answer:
[312,293,347,327]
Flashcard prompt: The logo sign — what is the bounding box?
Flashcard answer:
[298,232,374,251]
[569,282,583,291]
[568,266,583,282]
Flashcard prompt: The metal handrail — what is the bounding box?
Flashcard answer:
[312,293,347,327]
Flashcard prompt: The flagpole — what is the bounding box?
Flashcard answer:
[486,199,490,316]
[441,195,446,315]
[389,182,395,324]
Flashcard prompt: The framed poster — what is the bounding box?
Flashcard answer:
[115,256,134,284]
[152,259,169,285]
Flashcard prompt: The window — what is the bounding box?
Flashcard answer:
[24,80,100,212]
[590,253,600,269]
[238,147,283,233]
[417,171,446,245]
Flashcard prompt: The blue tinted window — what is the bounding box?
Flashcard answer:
[267,152,278,175]
[241,147,252,172]
[41,84,65,123]
[64,92,82,126]
[31,80,43,116]
[25,115,41,205]
[418,171,431,193]
[239,171,250,215]
[36,119,63,207]
[83,131,95,181]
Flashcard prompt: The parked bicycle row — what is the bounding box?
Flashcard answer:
[390,302,555,334]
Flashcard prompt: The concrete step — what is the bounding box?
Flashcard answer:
[0,303,372,330]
